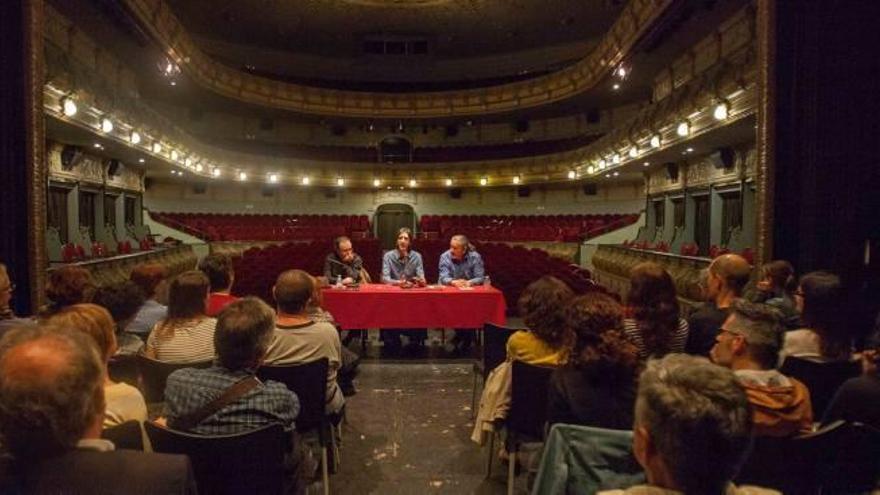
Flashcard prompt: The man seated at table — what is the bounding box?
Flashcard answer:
[439,234,486,354]
[264,270,345,415]
[324,236,367,285]
[380,227,427,352]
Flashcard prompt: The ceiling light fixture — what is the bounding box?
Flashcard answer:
[336,177,345,187]
[61,97,78,117]
[373,178,381,187]
[612,154,621,164]
[301,176,310,186]
[616,65,628,79]
[587,166,595,175]
[713,101,730,120]
[195,163,204,173]
[212,167,221,178]
[444,178,453,187]
[567,170,577,180]
[479,177,488,186]
[170,150,179,161]
[269,173,279,183]
[629,146,639,158]
[512,175,521,185]
[184,158,192,168]
[613,171,620,177]
[239,171,248,181]
[138,158,145,164]
[409,178,417,188]
[643,161,650,167]
[598,159,607,170]
[130,131,141,145]
[612,83,620,91]
[676,121,690,137]
[100,118,114,133]
[152,142,162,154]
[650,134,662,148]
[93,143,102,149]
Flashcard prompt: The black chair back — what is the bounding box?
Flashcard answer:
[257,359,329,434]
[108,354,139,388]
[508,361,554,446]
[812,421,880,492]
[779,357,860,418]
[145,422,286,495]
[136,355,213,403]
[101,420,144,451]
[482,323,517,378]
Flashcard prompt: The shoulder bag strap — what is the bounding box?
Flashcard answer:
[173,375,261,431]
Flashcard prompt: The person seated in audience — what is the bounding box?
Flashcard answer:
[749,260,800,329]
[93,281,147,356]
[380,227,427,351]
[507,276,574,365]
[307,275,359,396]
[598,354,778,495]
[0,326,196,493]
[547,292,639,429]
[0,262,31,338]
[39,265,96,318]
[822,345,880,429]
[710,299,813,437]
[126,263,169,338]
[439,234,486,354]
[782,271,852,363]
[623,262,689,359]
[45,304,148,429]
[199,253,239,317]
[145,270,216,364]
[264,270,345,415]
[324,235,367,285]
[686,254,751,356]
[162,297,300,434]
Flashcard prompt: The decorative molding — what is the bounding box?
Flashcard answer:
[119,0,673,118]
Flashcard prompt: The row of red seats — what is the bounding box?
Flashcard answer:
[623,240,755,264]
[419,214,639,242]
[60,239,154,263]
[151,212,371,242]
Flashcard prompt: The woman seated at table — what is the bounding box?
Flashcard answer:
[547,292,640,429]
[144,270,216,363]
[507,276,575,365]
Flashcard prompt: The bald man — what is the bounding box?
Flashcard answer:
[686,253,752,356]
[0,326,195,493]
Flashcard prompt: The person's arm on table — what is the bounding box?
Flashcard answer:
[438,251,454,285]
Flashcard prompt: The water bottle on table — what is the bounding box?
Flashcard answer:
[484,274,491,287]
[335,274,342,288]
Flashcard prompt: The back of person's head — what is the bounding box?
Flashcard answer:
[760,260,797,296]
[0,326,104,463]
[565,292,638,383]
[635,354,752,494]
[517,276,575,348]
[44,303,117,363]
[274,270,314,314]
[92,281,146,329]
[799,271,849,358]
[709,254,752,296]
[45,266,95,312]
[166,270,209,320]
[726,299,783,369]
[198,253,234,292]
[214,298,276,371]
[129,263,168,299]
[627,262,680,357]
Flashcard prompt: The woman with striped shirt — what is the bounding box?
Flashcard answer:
[623,262,689,359]
[145,270,216,363]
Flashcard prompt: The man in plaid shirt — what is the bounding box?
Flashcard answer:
[164,297,299,435]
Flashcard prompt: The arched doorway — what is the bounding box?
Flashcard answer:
[375,203,415,251]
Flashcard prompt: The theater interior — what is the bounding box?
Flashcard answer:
[1,0,880,493]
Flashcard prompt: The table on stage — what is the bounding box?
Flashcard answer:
[320,283,507,330]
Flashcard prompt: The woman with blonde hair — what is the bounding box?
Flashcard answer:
[45,303,147,428]
[145,270,216,363]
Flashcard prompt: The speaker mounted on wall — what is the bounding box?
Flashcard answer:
[709,147,736,170]
[516,185,532,198]
[449,188,462,199]
[514,120,530,133]
[665,162,680,182]
[60,145,84,171]
[582,183,598,196]
[106,159,121,177]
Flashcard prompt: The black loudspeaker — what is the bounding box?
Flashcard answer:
[665,163,679,181]
[449,188,462,199]
[324,189,337,199]
[514,120,530,133]
[586,108,600,124]
[709,147,736,169]
[107,159,121,177]
[192,183,207,195]
[60,145,83,170]
[517,186,531,198]
[582,183,598,196]
[260,118,275,131]
[331,124,346,136]
[445,125,459,137]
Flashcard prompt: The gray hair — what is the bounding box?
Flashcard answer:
[635,354,752,493]
[214,297,276,370]
[451,234,469,247]
[727,298,784,368]
[0,325,104,462]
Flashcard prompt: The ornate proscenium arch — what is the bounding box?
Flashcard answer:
[121,0,674,118]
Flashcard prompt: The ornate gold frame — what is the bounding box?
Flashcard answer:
[26,0,47,309]
[755,0,775,267]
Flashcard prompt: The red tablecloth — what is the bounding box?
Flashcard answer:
[321,284,507,329]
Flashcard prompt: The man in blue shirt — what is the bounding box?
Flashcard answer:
[439,235,486,354]
[380,227,426,352]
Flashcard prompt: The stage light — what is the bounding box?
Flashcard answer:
[629,146,639,158]
[714,102,730,120]
[130,131,141,144]
[512,175,521,185]
[567,170,577,180]
[61,97,77,117]
[676,121,690,137]
[444,178,453,187]
[100,118,114,133]
[301,176,310,186]
[650,134,662,148]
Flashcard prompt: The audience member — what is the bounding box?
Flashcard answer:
[126,263,169,337]
[782,271,852,362]
[44,304,147,429]
[439,234,486,354]
[686,254,751,356]
[199,253,239,317]
[40,265,95,317]
[822,346,880,429]
[264,270,345,414]
[507,276,574,365]
[598,354,778,495]
[307,275,360,396]
[163,297,300,434]
[0,263,31,338]
[324,236,367,285]
[0,326,195,493]
[710,299,813,437]
[145,270,216,363]
[92,281,146,356]
[749,260,800,329]
[623,262,689,359]
[380,227,427,350]
[547,292,639,429]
